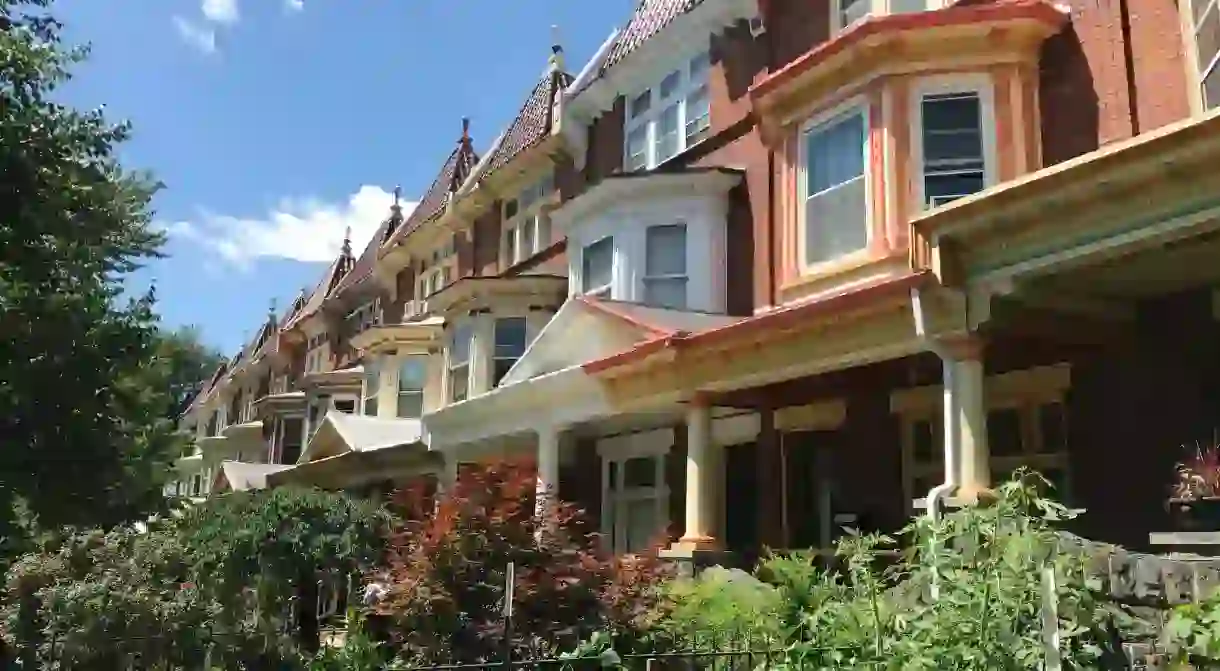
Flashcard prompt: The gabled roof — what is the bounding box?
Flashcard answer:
[499,295,738,386]
[214,461,293,493]
[331,218,390,296]
[481,66,574,178]
[603,0,701,71]
[298,412,425,464]
[282,248,352,331]
[397,120,479,240]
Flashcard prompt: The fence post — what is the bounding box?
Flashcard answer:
[503,561,515,671]
[1040,563,1062,671]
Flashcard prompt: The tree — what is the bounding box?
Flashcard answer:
[154,325,227,418]
[0,0,174,545]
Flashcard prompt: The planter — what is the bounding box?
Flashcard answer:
[1168,497,1220,531]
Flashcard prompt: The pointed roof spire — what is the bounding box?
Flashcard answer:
[460,117,471,144]
[549,24,565,71]
[341,225,353,258]
[391,185,403,214]
[267,296,277,322]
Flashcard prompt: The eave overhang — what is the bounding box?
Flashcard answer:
[910,110,1220,288]
[300,366,364,391]
[551,168,742,232]
[749,0,1066,145]
[425,275,568,317]
[349,316,445,355]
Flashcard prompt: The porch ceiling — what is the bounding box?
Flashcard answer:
[1027,230,1220,300]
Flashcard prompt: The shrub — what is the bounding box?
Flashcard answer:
[372,458,671,665]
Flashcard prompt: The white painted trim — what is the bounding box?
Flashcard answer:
[597,428,675,458]
[796,95,873,272]
[890,363,1071,414]
[712,411,760,445]
[775,400,848,432]
[622,50,711,172]
[910,73,999,213]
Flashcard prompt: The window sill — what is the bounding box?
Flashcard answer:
[778,247,909,306]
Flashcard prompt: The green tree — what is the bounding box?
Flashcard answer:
[152,325,227,419]
[0,0,174,547]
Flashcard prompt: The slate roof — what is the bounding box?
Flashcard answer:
[398,121,479,239]
[331,218,390,296]
[481,67,574,177]
[603,0,703,70]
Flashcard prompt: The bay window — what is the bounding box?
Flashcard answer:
[581,237,614,298]
[602,453,669,554]
[624,51,712,171]
[397,357,426,418]
[915,86,991,209]
[448,324,473,403]
[831,0,945,32]
[362,360,381,416]
[1190,0,1220,109]
[643,224,688,309]
[492,318,528,386]
[800,104,869,267]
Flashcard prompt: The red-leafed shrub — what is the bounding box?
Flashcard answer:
[371,458,671,665]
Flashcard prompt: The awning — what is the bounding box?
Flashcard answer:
[214,461,294,493]
[268,412,434,490]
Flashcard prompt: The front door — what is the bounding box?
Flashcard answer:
[783,430,840,550]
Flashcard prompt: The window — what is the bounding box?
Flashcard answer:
[347,300,382,336]
[800,105,869,266]
[306,394,357,441]
[643,224,688,309]
[448,324,473,403]
[836,0,870,29]
[333,398,356,414]
[581,237,614,298]
[832,0,941,32]
[1191,0,1220,109]
[397,357,426,418]
[503,174,554,267]
[892,365,1072,507]
[362,360,381,416]
[603,453,668,554]
[279,417,303,464]
[624,51,712,171]
[492,318,528,386]
[918,91,988,208]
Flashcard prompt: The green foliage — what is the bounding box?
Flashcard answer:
[650,471,1120,670]
[652,566,783,650]
[1,487,388,668]
[373,459,671,666]
[1166,589,1220,666]
[1,0,193,559]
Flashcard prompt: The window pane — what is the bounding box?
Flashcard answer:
[988,407,1023,457]
[630,90,652,118]
[804,175,868,264]
[624,499,659,552]
[1205,57,1220,110]
[841,0,870,26]
[582,237,614,294]
[643,278,688,310]
[645,224,686,276]
[656,103,681,163]
[806,111,865,196]
[626,125,649,171]
[922,93,985,208]
[494,318,527,358]
[1196,2,1220,72]
[450,324,472,365]
[1194,0,1214,24]
[659,70,681,99]
[334,399,356,414]
[890,0,928,12]
[685,85,711,146]
[690,52,710,80]
[521,218,535,257]
[397,392,423,419]
[1038,402,1067,453]
[449,366,469,402]
[398,358,426,391]
[504,199,519,219]
[624,457,657,487]
[925,173,986,207]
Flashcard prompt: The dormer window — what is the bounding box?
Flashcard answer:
[643,224,688,309]
[624,51,712,171]
[502,174,555,267]
[448,324,473,403]
[581,237,614,298]
[346,299,382,336]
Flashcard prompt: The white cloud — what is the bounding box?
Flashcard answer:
[285,0,304,12]
[163,186,416,269]
[172,16,216,54]
[202,0,240,24]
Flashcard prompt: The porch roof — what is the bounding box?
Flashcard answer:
[214,461,293,493]
[298,412,426,464]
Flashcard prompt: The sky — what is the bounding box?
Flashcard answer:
[55,0,635,354]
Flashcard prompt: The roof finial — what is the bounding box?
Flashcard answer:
[391,185,403,214]
[549,25,564,70]
[268,297,277,320]
[341,225,352,257]
[461,117,470,142]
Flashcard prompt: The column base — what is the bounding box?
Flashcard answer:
[670,535,721,552]
[956,485,999,507]
[658,543,737,578]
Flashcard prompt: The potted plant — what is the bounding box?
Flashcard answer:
[1169,443,1220,531]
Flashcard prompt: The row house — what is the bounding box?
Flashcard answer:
[183,0,1220,563]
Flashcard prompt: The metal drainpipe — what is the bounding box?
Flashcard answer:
[910,287,964,601]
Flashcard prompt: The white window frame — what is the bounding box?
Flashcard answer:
[623,50,712,172]
[797,96,873,272]
[491,317,528,387]
[910,75,998,212]
[829,0,947,33]
[642,223,689,309]
[891,364,1072,509]
[447,323,473,404]
[396,356,427,419]
[580,236,615,299]
[502,174,555,268]
[1186,0,1220,111]
[362,359,381,417]
[599,439,670,555]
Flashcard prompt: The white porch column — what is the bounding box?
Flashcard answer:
[678,394,717,549]
[535,425,561,506]
[945,337,991,501]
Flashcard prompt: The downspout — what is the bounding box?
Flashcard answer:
[909,287,960,524]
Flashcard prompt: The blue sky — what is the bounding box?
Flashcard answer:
[55,0,634,354]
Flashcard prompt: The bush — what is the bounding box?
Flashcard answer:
[372,458,671,665]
